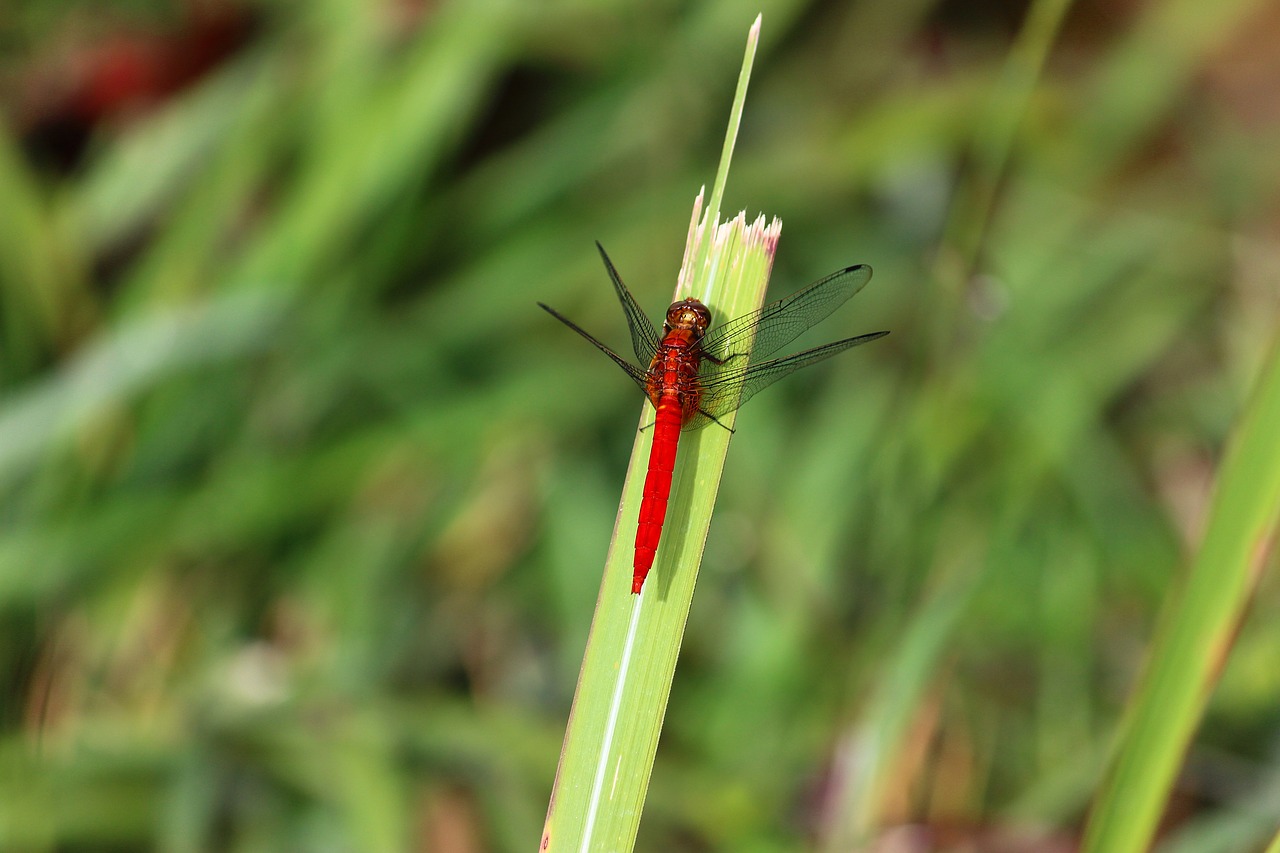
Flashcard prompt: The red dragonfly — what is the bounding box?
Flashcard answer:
[540,243,888,594]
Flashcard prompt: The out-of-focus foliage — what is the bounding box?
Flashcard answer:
[0,1,1277,851]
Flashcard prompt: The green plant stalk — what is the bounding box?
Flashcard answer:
[930,0,1071,358]
[1082,331,1280,853]
[941,0,1073,270]
[540,17,776,853]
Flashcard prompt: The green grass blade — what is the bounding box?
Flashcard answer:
[940,0,1072,269]
[703,13,761,234]
[0,119,87,373]
[542,206,781,853]
[1082,332,1280,853]
[540,19,779,852]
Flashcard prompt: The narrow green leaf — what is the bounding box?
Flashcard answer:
[1082,331,1280,853]
[540,18,777,853]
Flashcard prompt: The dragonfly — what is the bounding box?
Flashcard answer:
[540,243,888,595]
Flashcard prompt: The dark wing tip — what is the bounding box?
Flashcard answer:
[595,242,618,272]
[538,302,573,323]
[830,263,871,280]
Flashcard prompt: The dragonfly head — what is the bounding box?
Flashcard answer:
[664,298,712,339]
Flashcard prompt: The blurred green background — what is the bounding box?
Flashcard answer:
[2,1,1278,851]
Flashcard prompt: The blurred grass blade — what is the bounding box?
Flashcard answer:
[1082,331,1280,853]
[0,291,282,490]
[1073,0,1271,181]
[228,1,512,292]
[540,18,775,852]
[0,120,87,372]
[822,567,979,850]
[940,0,1071,268]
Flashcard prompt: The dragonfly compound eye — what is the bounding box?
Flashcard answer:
[666,299,713,336]
[543,247,884,594]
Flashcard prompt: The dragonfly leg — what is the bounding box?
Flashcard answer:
[699,410,736,433]
[702,350,747,367]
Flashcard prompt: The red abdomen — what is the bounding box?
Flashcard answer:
[632,338,701,594]
[633,397,682,593]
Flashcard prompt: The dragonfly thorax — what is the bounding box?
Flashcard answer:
[539,243,887,595]
[663,298,712,339]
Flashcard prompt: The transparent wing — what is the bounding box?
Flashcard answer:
[687,330,889,429]
[700,264,873,363]
[596,242,662,367]
[538,302,650,392]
